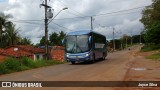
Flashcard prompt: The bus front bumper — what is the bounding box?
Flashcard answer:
[66,53,91,62]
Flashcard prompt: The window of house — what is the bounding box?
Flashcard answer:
[36,55,39,60]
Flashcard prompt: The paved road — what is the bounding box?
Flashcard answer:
[0,45,142,90]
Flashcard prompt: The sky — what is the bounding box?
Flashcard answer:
[0,0,152,44]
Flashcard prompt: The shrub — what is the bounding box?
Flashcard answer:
[0,57,64,75]
[141,44,160,52]
[33,60,46,68]
[21,57,35,68]
[0,63,9,74]
[146,53,160,60]
[4,57,21,71]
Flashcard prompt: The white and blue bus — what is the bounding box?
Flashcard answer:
[63,30,107,64]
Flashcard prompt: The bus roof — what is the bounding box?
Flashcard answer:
[67,30,105,37]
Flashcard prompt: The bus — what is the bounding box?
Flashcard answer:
[62,30,107,64]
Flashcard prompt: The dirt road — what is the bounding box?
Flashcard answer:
[0,45,159,90]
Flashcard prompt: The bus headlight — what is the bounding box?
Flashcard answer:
[86,54,89,57]
[67,54,69,57]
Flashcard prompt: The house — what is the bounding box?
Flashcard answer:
[0,45,45,60]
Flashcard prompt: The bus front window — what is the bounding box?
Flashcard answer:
[66,35,89,53]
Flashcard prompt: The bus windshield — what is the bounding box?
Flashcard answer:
[66,34,89,53]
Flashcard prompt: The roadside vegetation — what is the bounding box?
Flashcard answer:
[139,0,160,61]
[141,44,160,61]
[141,44,160,52]
[0,57,64,75]
[146,52,160,61]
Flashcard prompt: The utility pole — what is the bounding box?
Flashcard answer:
[130,30,133,45]
[40,1,67,60]
[113,27,115,51]
[45,0,48,60]
[40,0,51,60]
[91,16,93,31]
[126,37,128,48]
[140,34,141,44]
[140,32,142,44]
[119,30,123,50]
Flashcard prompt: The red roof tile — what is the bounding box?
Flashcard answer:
[0,48,4,54]
[17,45,45,54]
[0,45,45,58]
[2,47,32,57]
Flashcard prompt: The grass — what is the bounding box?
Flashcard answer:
[0,57,64,75]
[141,44,160,52]
[146,52,160,61]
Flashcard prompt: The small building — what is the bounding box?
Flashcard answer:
[0,45,45,60]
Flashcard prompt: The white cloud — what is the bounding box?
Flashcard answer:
[8,0,16,5]
[1,0,152,44]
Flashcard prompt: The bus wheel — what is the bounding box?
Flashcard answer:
[91,55,95,63]
[103,53,106,60]
[71,61,75,64]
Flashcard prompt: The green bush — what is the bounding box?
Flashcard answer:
[0,63,9,74]
[45,60,64,66]
[33,60,46,68]
[0,57,64,75]
[141,44,160,52]
[146,53,160,60]
[21,57,35,68]
[4,57,21,71]
[20,66,31,70]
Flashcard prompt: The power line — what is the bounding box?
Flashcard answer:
[11,19,43,22]
[9,5,147,22]
[56,0,84,17]
[50,0,82,17]
[92,10,141,28]
[53,5,149,20]
[51,22,72,31]
[12,21,43,25]
[93,5,147,17]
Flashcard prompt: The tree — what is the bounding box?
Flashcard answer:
[39,36,45,46]
[0,12,13,45]
[57,31,66,45]
[19,37,32,45]
[49,32,58,46]
[49,31,66,46]
[5,22,20,46]
[38,31,66,46]
[140,0,160,44]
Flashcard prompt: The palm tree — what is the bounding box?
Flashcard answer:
[0,12,13,47]
[0,12,12,36]
[5,22,20,46]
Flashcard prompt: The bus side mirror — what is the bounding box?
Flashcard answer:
[89,36,91,44]
[62,39,65,46]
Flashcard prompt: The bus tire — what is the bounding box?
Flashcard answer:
[91,54,95,63]
[103,53,106,60]
[71,61,75,64]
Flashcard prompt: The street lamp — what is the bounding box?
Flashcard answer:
[40,0,68,60]
[48,7,68,24]
[45,7,67,60]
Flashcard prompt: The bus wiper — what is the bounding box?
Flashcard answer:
[76,44,83,52]
[71,43,76,53]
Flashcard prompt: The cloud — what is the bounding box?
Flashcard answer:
[8,0,16,5]
[1,0,152,44]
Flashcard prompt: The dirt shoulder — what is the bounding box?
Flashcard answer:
[122,48,160,90]
[124,50,160,81]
